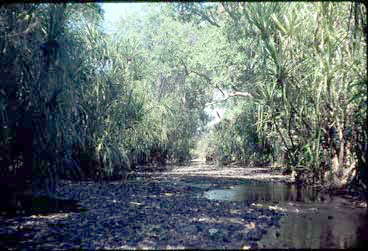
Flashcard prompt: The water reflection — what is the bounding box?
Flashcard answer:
[202,181,368,249]
[203,182,326,204]
[258,205,368,249]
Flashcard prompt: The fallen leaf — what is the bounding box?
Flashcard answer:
[251,203,263,207]
[208,228,218,235]
[129,201,142,206]
[269,205,286,212]
[245,222,256,229]
[230,209,240,214]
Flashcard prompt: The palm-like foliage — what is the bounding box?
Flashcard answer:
[175,2,366,188]
[1,2,365,207]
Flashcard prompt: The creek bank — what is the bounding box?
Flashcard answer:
[286,167,368,209]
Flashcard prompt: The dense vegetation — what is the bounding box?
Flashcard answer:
[186,2,367,190]
[0,3,366,210]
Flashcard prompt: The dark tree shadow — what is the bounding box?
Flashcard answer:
[1,194,87,217]
[0,195,87,250]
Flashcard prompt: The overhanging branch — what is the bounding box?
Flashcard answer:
[206,91,253,106]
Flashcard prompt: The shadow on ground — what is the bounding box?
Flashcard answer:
[1,195,87,217]
[0,196,87,250]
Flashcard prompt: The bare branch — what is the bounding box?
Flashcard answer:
[178,58,189,76]
[191,6,221,28]
[187,69,228,97]
[230,91,253,98]
[189,69,211,82]
[206,91,253,106]
[216,86,225,96]
[222,3,238,21]
[197,11,221,27]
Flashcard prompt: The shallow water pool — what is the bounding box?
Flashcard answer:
[202,181,368,249]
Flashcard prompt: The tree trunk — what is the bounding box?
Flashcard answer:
[324,136,357,189]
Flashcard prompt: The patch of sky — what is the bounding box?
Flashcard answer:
[100,3,148,34]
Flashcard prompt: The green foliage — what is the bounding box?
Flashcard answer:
[207,103,272,166]
[1,2,366,196]
[174,2,367,187]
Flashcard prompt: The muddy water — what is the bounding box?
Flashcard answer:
[201,181,368,249]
